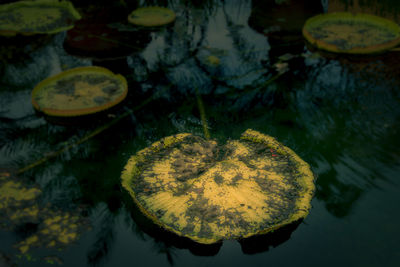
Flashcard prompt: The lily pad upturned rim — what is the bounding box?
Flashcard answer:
[127,6,176,27]
[302,12,400,54]
[31,66,128,117]
[0,0,81,36]
[121,129,315,244]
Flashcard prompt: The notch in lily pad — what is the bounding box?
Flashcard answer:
[0,0,81,36]
[302,12,400,54]
[121,129,315,245]
[128,6,176,27]
[31,66,128,120]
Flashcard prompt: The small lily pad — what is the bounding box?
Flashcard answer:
[128,6,176,27]
[31,66,128,117]
[121,129,315,244]
[0,0,81,36]
[206,55,221,66]
[302,12,400,54]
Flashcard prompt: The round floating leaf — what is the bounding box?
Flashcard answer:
[31,66,128,117]
[121,129,315,244]
[128,6,176,27]
[0,0,81,36]
[302,12,400,54]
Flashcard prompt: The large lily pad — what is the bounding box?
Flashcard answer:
[121,129,315,244]
[127,6,176,27]
[0,0,81,36]
[302,12,400,54]
[31,66,128,117]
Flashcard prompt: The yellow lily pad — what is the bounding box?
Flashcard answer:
[128,6,176,27]
[0,0,81,36]
[302,12,400,54]
[31,66,128,117]
[121,129,315,244]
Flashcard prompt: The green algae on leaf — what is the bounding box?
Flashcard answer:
[0,0,81,36]
[128,6,176,27]
[31,66,128,117]
[302,12,400,54]
[121,129,315,244]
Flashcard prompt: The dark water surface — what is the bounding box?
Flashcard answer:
[1,0,400,266]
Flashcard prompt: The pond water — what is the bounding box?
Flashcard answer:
[1,0,400,266]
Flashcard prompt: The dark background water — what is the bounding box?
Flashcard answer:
[1,0,400,266]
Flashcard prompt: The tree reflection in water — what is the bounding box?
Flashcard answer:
[1,0,400,266]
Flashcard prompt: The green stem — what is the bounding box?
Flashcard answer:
[195,88,211,140]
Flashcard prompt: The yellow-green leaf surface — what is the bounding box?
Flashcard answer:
[0,0,81,36]
[128,6,176,27]
[31,66,128,117]
[121,129,315,244]
[303,12,400,54]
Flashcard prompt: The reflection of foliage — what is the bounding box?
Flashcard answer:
[144,0,276,110]
[87,204,115,267]
[0,137,49,169]
[179,0,218,11]
[337,0,400,14]
[222,4,262,64]
[152,8,208,68]
[315,167,362,218]
[290,56,400,217]
[0,34,53,63]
